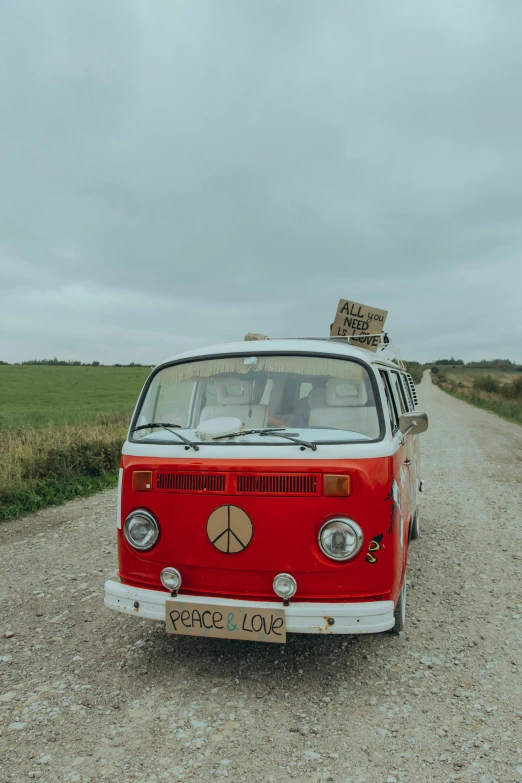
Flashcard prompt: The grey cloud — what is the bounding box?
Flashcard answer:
[1,0,521,363]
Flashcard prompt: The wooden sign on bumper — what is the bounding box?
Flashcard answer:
[166,599,286,643]
[330,299,388,353]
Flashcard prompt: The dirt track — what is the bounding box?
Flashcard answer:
[1,373,522,783]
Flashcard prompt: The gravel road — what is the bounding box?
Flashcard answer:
[1,373,522,783]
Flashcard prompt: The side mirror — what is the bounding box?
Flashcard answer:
[399,410,428,436]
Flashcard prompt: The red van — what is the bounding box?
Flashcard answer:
[104,338,428,642]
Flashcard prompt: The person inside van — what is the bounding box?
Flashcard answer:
[294,378,327,427]
[268,378,327,428]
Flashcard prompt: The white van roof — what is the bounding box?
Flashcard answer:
[157,337,404,371]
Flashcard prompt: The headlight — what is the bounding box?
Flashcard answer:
[273,573,297,600]
[123,510,159,551]
[319,518,363,561]
[160,567,182,591]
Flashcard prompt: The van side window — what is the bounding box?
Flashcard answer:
[379,370,399,432]
[391,371,408,415]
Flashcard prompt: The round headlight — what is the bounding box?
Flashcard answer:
[319,518,363,561]
[273,573,297,600]
[160,567,182,592]
[123,510,159,551]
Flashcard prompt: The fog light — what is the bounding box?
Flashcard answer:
[273,573,297,600]
[160,567,182,592]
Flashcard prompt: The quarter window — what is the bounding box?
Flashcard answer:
[391,371,408,415]
[379,370,399,432]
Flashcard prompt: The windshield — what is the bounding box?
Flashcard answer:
[132,354,382,444]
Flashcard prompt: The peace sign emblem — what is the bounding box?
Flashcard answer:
[207,505,253,554]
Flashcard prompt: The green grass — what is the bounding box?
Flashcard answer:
[0,366,151,520]
[0,365,151,429]
[432,366,520,386]
[0,472,119,521]
[431,367,522,426]
[436,384,522,425]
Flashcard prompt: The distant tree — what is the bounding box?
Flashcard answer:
[22,358,86,365]
[0,361,9,365]
[92,361,100,366]
[433,357,464,365]
[467,358,518,369]
[403,361,423,384]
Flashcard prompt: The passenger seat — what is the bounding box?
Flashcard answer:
[308,378,379,437]
[199,380,268,428]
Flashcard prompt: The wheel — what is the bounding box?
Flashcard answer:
[410,508,420,540]
[391,577,406,635]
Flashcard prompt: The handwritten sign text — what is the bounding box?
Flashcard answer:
[165,600,286,643]
[330,299,388,352]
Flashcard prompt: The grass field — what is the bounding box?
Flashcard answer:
[0,366,151,520]
[434,367,520,386]
[0,365,151,429]
[431,366,522,425]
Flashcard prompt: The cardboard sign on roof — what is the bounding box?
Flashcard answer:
[330,299,388,353]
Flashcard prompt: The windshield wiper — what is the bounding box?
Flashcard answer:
[258,430,317,451]
[213,427,317,451]
[131,423,199,451]
[212,427,286,441]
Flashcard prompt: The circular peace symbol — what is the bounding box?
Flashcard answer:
[207,505,253,554]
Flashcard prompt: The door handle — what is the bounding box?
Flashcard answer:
[404,459,411,465]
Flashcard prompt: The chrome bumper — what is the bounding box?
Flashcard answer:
[104,580,395,634]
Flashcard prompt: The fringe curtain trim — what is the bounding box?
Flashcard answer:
[159,356,363,384]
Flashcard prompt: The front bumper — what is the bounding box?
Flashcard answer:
[104,580,395,634]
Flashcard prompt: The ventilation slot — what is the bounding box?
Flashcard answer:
[236,474,319,496]
[406,374,418,408]
[156,472,226,493]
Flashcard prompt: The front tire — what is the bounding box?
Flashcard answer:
[391,577,406,634]
[409,508,420,540]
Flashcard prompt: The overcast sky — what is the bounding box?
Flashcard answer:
[1,0,521,364]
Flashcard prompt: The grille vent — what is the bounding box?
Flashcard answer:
[406,374,418,408]
[156,472,226,493]
[236,473,319,496]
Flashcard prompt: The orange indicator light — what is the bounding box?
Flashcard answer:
[323,475,352,497]
[132,471,153,491]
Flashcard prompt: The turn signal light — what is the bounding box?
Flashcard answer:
[323,474,352,497]
[132,471,153,491]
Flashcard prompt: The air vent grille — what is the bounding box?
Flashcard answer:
[236,473,319,496]
[156,472,226,493]
[406,374,418,408]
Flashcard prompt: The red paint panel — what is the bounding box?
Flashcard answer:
[118,455,404,604]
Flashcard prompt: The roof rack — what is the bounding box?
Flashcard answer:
[376,341,406,369]
[244,332,406,369]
